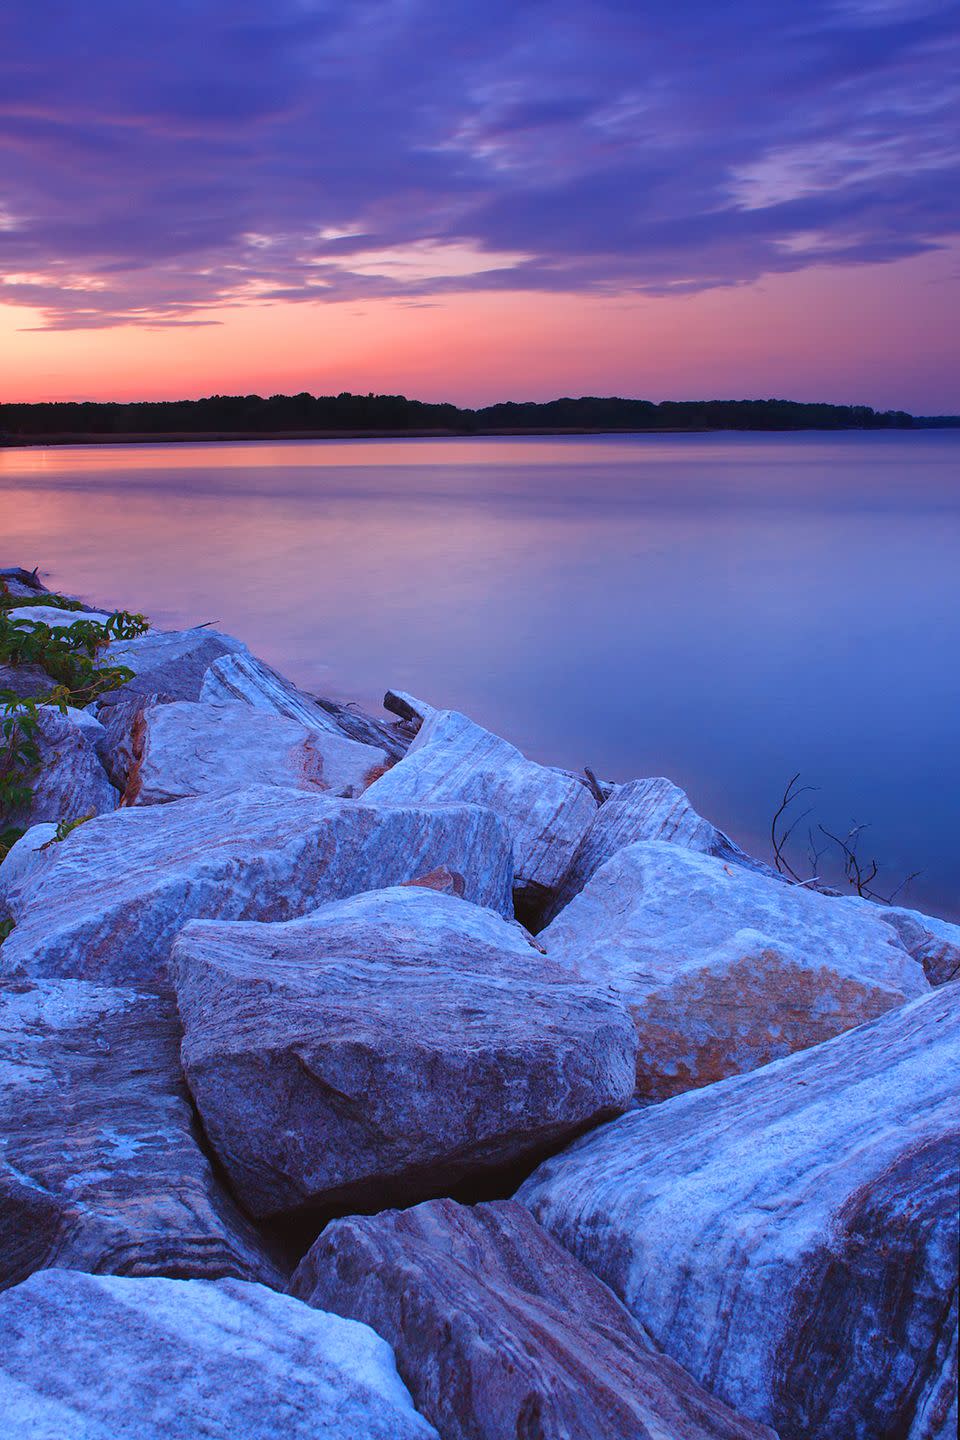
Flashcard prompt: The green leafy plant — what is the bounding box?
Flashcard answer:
[0,691,45,820]
[0,582,149,828]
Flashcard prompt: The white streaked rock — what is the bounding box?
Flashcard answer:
[1,786,514,984]
[0,1271,439,1439]
[172,886,635,1218]
[127,700,386,804]
[201,651,345,733]
[363,708,596,916]
[203,652,409,759]
[519,984,960,1440]
[0,977,278,1290]
[291,1198,776,1440]
[545,775,774,923]
[540,839,928,1097]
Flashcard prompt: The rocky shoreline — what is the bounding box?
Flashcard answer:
[0,563,957,1439]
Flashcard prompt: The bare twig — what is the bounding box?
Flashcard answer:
[771,773,819,881]
[886,870,922,905]
[772,778,922,906]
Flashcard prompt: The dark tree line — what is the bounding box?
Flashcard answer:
[0,392,940,439]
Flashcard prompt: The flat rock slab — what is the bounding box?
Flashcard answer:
[7,705,118,830]
[127,700,387,804]
[0,977,277,1291]
[5,604,114,629]
[1,786,514,984]
[0,1271,438,1440]
[363,708,596,915]
[541,839,928,1097]
[545,775,775,922]
[291,1197,776,1440]
[99,626,247,703]
[173,887,635,1218]
[520,984,960,1440]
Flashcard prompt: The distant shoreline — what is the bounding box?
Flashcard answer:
[3,424,956,449]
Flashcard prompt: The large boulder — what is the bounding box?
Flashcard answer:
[97,625,247,704]
[203,651,407,759]
[0,1271,439,1439]
[1,786,513,984]
[0,977,278,1291]
[290,1197,776,1440]
[544,775,776,923]
[125,700,387,804]
[520,985,960,1440]
[172,887,635,1219]
[838,895,960,987]
[363,709,596,918]
[4,705,118,830]
[541,839,928,1097]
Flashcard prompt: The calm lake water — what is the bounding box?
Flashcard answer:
[2,430,958,919]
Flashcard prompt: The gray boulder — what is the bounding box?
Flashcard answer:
[544,775,776,923]
[0,1271,438,1439]
[98,625,247,704]
[126,700,387,804]
[363,708,596,918]
[520,984,960,1440]
[291,1198,776,1440]
[172,886,635,1218]
[541,839,928,1097]
[1,786,514,984]
[0,977,278,1291]
[5,705,118,830]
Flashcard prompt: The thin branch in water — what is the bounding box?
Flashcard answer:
[771,773,819,882]
[886,870,922,905]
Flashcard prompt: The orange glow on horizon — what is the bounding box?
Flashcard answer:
[1,244,957,414]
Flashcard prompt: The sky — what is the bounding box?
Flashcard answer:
[1,0,958,410]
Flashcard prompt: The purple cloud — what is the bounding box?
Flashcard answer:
[1,0,957,326]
